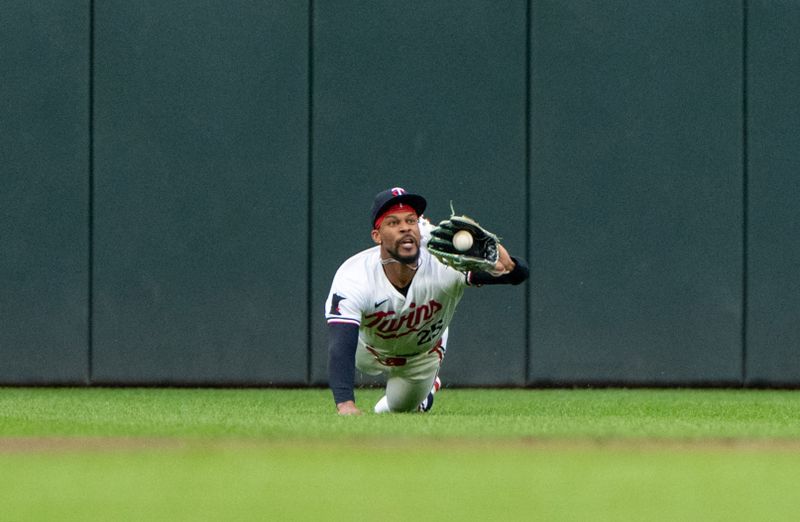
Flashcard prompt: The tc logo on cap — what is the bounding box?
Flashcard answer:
[391,188,406,196]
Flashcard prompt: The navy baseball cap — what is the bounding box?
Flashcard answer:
[371,187,427,228]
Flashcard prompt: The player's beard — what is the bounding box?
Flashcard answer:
[388,237,420,266]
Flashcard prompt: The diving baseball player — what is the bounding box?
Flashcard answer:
[325,187,528,415]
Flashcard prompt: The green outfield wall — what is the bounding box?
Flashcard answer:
[745,0,800,386]
[1,1,90,384]
[2,1,798,387]
[528,0,743,385]
[90,1,309,385]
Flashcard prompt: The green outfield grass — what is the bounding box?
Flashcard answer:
[1,387,800,521]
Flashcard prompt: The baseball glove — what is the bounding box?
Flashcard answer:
[428,214,500,273]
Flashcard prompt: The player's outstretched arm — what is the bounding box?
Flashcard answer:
[327,323,362,415]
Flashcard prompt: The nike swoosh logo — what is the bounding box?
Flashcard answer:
[374,298,389,308]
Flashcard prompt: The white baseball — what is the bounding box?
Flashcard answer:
[452,230,473,251]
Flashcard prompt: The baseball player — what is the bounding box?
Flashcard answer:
[325,187,528,415]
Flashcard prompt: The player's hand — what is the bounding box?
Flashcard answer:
[491,244,516,276]
[336,401,362,415]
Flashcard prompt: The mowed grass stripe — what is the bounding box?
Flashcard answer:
[1,387,800,439]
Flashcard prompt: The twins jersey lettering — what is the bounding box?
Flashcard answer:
[325,244,466,358]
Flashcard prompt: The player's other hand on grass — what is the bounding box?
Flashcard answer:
[336,401,362,415]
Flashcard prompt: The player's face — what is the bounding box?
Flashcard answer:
[372,211,421,265]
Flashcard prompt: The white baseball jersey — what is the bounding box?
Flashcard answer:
[325,239,467,358]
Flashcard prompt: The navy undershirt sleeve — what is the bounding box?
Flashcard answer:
[468,256,530,286]
[327,322,360,405]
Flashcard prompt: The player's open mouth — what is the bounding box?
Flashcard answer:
[398,237,417,250]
